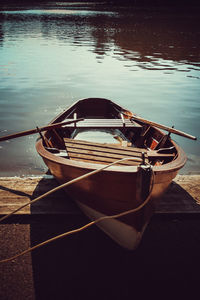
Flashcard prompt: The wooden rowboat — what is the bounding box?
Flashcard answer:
[35,97,188,249]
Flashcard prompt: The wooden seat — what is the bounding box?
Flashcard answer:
[64,138,148,166]
[62,118,142,129]
[63,138,175,166]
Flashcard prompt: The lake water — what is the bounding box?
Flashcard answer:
[0,2,200,176]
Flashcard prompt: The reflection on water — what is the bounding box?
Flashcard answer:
[0,3,199,175]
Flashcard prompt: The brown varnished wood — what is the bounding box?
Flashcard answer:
[0,118,84,142]
[67,152,143,166]
[122,113,197,140]
[64,138,147,154]
[35,97,188,249]
[65,141,147,157]
[63,118,141,129]
[64,138,175,161]
[65,138,148,165]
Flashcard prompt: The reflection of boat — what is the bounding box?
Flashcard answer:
[36,97,187,249]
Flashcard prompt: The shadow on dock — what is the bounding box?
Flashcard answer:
[28,178,200,299]
[29,213,200,299]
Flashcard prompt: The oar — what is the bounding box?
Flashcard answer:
[0,118,84,142]
[122,111,197,141]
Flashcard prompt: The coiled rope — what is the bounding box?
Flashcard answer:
[0,157,154,263]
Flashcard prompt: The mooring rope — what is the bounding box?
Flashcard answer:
[0,157,143,223]
[0,157,154,263]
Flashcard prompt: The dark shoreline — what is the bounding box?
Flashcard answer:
[1,0,200,8]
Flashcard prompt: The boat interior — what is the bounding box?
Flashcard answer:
[42,98,178,167]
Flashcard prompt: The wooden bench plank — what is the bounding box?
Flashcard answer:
[66,147,143,160]
[64,138,174,165]
[64,138,147,154]
[65,157,128,165]
[68,153,142,166]
[147,151,175,159]
[67,147,146,166]
[64,138,149,165]
[65,141,147,159]
[62,118,142,129]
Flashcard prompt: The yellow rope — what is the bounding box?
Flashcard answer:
[0,158,154,263]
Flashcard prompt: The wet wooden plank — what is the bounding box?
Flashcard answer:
[156,175,200,214]
[0,176,80,215]
[0,175,199,216]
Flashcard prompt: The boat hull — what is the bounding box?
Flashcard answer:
[35,97,187,249]
[36,149,179,249]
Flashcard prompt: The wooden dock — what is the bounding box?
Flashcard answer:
[1,174,200,300]
[0,174,200,216]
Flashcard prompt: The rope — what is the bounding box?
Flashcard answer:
[0,157,141,223]
[0,157,154,263]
